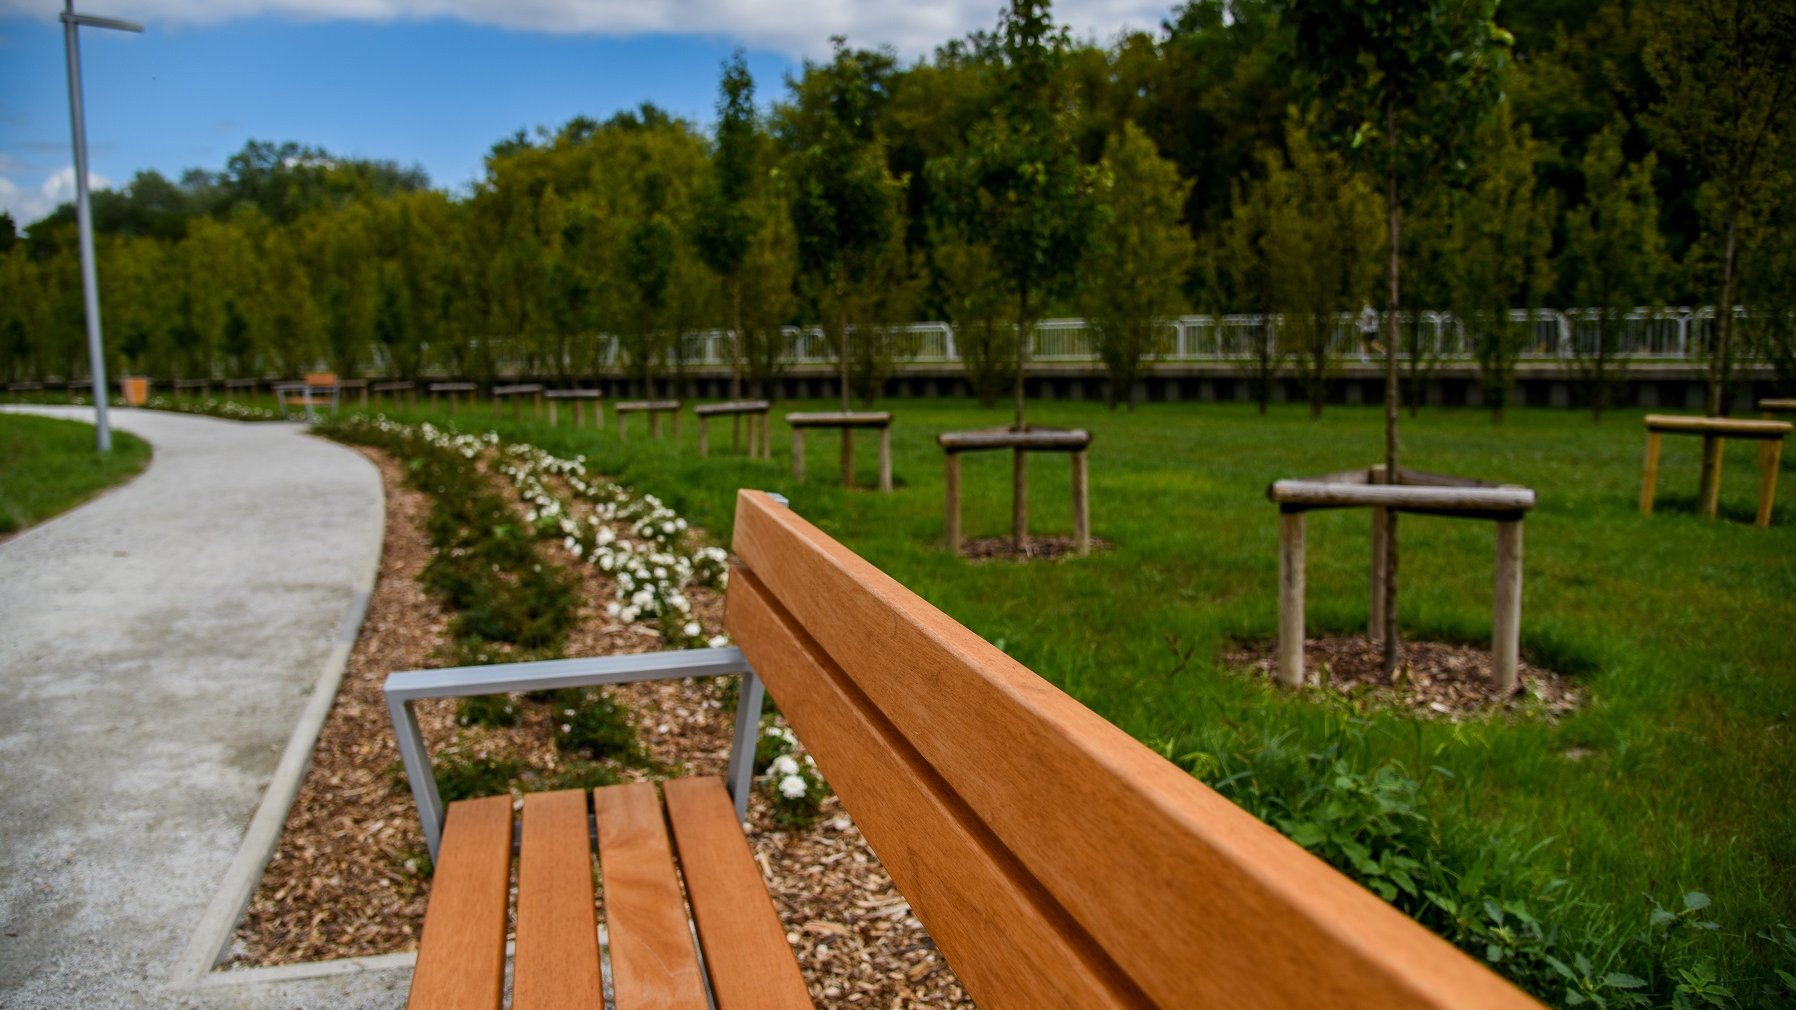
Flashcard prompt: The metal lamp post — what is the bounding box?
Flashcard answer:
[61,0,141,452]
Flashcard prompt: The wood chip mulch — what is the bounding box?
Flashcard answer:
[228,441,974,1010]
[1224,635,1585,721]
[958,534,1112,561]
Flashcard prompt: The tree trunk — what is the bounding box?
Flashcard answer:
[729,275,743,400]
[1698,212,1740,505]
[1014,287,1030,431]
[1381,118,1402,675]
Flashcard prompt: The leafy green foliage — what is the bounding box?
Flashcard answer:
[550,687,646,766]
[434,754,525,803]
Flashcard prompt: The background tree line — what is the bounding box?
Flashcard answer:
[1,0,1791,416]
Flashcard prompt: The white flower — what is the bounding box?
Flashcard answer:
[560,723,572,733]
[765,727,783,738]
[605,602,621,617]
[707,634,729,648]
[778,774,808,799]
[771,755,799,776]
[683,622,701,638]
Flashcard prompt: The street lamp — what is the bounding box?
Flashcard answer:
[61,0,141,452]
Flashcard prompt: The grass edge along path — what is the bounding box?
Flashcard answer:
[0,412,150,535]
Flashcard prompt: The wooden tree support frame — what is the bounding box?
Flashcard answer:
[1266,467,1537,694]
[428,382,477,416]
[223,378,259,404]
[615,400,682,441]
[491,383,545,422]
[371,381,417,409]
[938,426,1092,557]
[337,378,370,410]
[1759,399,1796,471]
[172,378,209,398]
[1640,414,1789,528]
[543,389,602,429]
[786,412,893,491]
[694,401,772,459]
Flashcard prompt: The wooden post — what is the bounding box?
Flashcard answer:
[1277,511,1305,688]
[1760,412,1775,470]
[762,413,772,458]
[733,415,741,454]
[878,425,893,492]
[533,392,542,421]
[1013,448,1028,551]
[430,389,438,411]
[1369,506,1388,638]
[651,412,663,439]
[548,400,559,427]
[618,410,628,440]
[1072,450,1089,555]
[1701,435,1724,519]
[792,428,806,482]
[841,429,854,488]
[360,385,368,410]
[946,453,962,554]
[449,392,459,417]
[1758,438,1782,528]
[1492,519,1523,694]
[1639,431,1661,515]
[698,416,710,457]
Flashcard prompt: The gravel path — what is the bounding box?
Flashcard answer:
[0,406,405,1008]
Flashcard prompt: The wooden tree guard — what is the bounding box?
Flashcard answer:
[1267,467,1537,694]
[337,378,369,409]
[543,389,602,429]
[372,380,416,408]
[694,401,772,458]
[172,378,208,398]
[615,400,682,441]
[786,412,893,491]
[491,383,545,421]
[938,426,1092,556]
[1640,414,1789,528]
[429,382,477,416]
[223,378,259,403]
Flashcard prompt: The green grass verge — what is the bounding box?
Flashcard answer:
[0,412,151,534]
[346,394,1796,1003]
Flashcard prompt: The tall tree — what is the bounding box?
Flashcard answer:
[1079,122,1197,411]
[932,224,1015,407]
[930,0,1098,429]
[1280,0,1510,670]
[1643,0,1796,504]
[1564,121,1666,419]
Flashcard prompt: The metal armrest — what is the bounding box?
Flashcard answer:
[385,647,765,860]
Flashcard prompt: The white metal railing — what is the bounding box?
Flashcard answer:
[367,306,1776,378]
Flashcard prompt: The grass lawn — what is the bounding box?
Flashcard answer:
[338,394,1796,995]
[0,412,151,534]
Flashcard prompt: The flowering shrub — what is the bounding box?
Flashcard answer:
[758,721,826,828]
[144,395,296,422]
[491,441,730,647]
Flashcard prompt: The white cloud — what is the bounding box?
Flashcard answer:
[0,165,113,226]
[0,0,1171,59]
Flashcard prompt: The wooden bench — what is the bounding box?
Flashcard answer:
[386,491,1543,1010]
[273,372,340,422]
[1640,414,1789,527]
[694,400,772,458]
[785,411,891,490]
[543,388,602,429]
[615,399,682,440]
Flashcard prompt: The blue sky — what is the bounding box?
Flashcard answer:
[0,1,1172,226]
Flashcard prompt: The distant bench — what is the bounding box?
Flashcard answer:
[693,400,771,458]
[786,411,891,490]
[615,400,681,440]
[1640,414,1789,528]
[385,490,1545,1010]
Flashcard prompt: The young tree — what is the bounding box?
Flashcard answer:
[931,224,1015,408]
[1258,118,1384,419]
[694,51,763,398]
[1643,0,1796,504]
[1564,122,1666,420]
[1212,174,1281,413]
[620,173,676,396]
[1280,0,1510,670]
[1079,122,1197,411]
[737,191,799,399]
[1445,102,1556,423]
[930,0,1098,429]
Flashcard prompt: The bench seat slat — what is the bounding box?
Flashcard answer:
[594,782,710,1010]
[408,795,514,1010]
[662,777,815,1010]
[726,570,1134,1010]
[730,489,1542,1010]
[514,790,602,1010]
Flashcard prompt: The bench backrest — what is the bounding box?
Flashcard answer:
[725,489,1540,1010]
[304,371,338,389]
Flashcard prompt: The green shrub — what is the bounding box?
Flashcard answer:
[434,755,524,803]
[456,693,522,727]
[550,688,645,765]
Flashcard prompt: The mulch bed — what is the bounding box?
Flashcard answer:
[230,442,973,1009]
[959,534,1112,561]
[1224,635,1584,721]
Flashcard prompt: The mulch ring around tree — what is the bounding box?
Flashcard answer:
[1224,635,1585,722]
[959,534,1113,561]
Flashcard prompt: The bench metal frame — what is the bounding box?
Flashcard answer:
[387,647,765,861]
